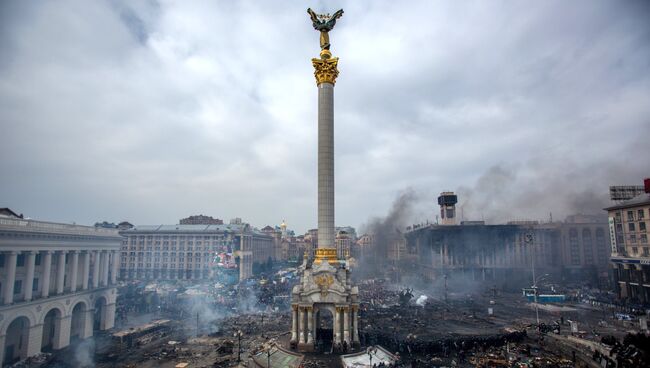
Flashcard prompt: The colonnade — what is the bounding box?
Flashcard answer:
[290,304,359,348]
[1,250,119,305]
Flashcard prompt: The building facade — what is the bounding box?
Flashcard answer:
[0,212,120,366]
[119,224,273,281]
[606,179,650,304]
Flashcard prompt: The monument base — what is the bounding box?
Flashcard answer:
[290,252,360,353]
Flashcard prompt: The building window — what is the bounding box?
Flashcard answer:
[16,254,25,267]
[630,235,637,243]
[14,280,22,294]
[644,247,649,256]
[642,234,648,244]
[0,254,4,267]
[629,223,636,232]
[35,254,41,266]
[627,211,635,221]
[639,209,645,219]
[32,278,39,291]
[640,222,647,232]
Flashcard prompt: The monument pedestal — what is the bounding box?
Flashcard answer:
[291,254,359,353]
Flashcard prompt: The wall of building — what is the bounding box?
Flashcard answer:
[0,216,120,365]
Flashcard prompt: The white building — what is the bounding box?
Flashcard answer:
[0,210,121,366]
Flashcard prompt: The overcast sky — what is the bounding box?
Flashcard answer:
[1,0,649,233]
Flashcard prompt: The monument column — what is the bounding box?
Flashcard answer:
[312,46,340,266]
[352,305,360,344]
[343,306,350,344]
[298,307,305,343]
[290,305,298,344]
[307,306,313,344]
[334,306,341,345]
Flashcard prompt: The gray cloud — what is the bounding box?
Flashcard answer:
[1,0,649,231]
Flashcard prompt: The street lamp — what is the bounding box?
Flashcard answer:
[524,231,541,325]
[234,329,243,362]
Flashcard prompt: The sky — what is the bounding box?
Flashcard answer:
[1,0,649,233]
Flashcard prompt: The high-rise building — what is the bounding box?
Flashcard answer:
[0,210,120,365]
[438,192,458,225]
[606,178,650,303]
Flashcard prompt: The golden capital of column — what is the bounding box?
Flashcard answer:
[312,50,339,86]
[314,247,338,265]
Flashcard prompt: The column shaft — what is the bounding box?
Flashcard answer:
[353,307,359,343]
[307,308,313,343]
[111,251,119,284]
[334,307,340,345]
[3,252,17,304]
[343,307,350,343]
[92,251,100,288]
[102,251,110,286]
[317,83,335,248]
[69,251,79,292]
[41,251,52,298]
[298,307,305,343]
[24,252,36,301]
[290,306,298,343]
[82,251,90,290]
[56,251,66,294]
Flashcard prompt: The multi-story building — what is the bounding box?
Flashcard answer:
[0,210,120,366]
[606,178,650,304]
[555,214,610,281]
[119,223,273,281]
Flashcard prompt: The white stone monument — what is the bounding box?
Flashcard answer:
[290,8,360,353]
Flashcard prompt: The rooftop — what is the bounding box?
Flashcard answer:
[604,193,650,211]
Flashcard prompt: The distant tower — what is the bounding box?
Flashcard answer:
[438,192,458,225]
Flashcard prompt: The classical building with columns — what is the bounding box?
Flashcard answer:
[0,211,121,366]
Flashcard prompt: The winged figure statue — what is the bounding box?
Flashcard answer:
[307,8,344,51]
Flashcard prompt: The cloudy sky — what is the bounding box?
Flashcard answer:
[1,0,649,233]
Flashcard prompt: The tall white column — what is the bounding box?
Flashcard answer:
[41,251,52,298]
[290,305,298,343]
[317,82,335,249]
[298,307,305,343]
[69,251,79,292]
[334,306,341,345]
[3,251,17,304]
[56,251,67,294]
[24,251,36,301]
[352,306,359,343]
[307,307,313,344]
[82,251,90,290]
[102,251,110,286]
[111,250,119,284]
[343,307,350,344]
[92,251,100,288]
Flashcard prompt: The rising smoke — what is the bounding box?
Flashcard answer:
[357,189,418,278]
[457,161,647,224]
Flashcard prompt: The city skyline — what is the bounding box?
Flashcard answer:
[1,1,649,234]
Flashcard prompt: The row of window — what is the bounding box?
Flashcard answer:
[615,209,647,222]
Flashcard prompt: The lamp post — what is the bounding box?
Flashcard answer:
[524,231,542,325]
[234,329,243,362]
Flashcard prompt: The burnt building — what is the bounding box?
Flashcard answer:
[405,215,611,289]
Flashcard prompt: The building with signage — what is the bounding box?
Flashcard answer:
[605,178,650,303]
